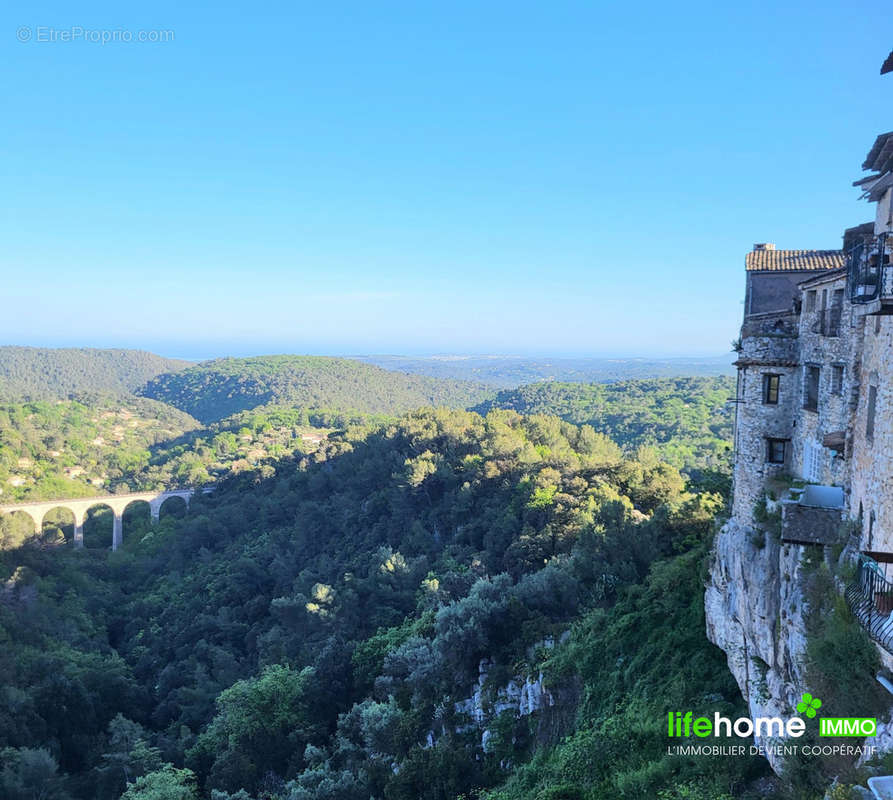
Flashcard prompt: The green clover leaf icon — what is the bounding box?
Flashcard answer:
[796,692,822,718]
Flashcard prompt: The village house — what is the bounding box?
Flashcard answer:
[728,128,893,655]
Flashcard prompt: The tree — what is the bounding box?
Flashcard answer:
[119,765,198,800]
[188,665,322,792]
[0,747,70,800]
[96,715,163,798]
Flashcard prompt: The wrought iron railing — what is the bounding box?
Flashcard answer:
[849,233,891,304]
[846,554,893,654]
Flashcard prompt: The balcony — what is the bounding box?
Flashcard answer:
[780,484,845,546]
[846,553,893,655]
[848,233,893,311]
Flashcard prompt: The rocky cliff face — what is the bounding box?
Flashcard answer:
[705,517,811,773]
[450,635,571,752]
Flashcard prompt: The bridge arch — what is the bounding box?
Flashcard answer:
[122,498,151,518]
[14,508,43,534]
[82,502,115,550]
[0,509,42,548]
[157,493,189,520]
[40,506,76,544]
[122,499,152,543]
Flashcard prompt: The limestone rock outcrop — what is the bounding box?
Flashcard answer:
[453,654,558,750]
[705,518,811,772]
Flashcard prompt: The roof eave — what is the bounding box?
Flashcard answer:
[797,267,849,287]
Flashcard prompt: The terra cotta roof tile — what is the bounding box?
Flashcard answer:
[744,249,844,272]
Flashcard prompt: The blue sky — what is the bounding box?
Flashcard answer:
[1,1,890,359]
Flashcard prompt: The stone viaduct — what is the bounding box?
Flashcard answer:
[0,489,196,550]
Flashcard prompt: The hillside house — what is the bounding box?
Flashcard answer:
[731,129,893,655]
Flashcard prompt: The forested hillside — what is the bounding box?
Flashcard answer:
[0,400,384,511]
[0,397,200,503]
[0,373,735,509]
[140,356,492,422]
[0,408,776,800]
[0,348,191,401]
[356,354,735,387]
[0,355,760,799]
[474,377,734,473]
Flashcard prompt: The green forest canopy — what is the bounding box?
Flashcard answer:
[139,356,493,423]
[0,396,201,505]
[0,375,734,508]
[475,376,735,472]
[0,408,773,800]
[356,354,735,388]
[0,347,191,401]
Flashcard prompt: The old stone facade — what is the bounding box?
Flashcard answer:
[850,311,893,554]
[706,128,893,771]
[730,308,801,526]
[729,129,893,550]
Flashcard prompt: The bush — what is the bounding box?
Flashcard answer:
[804,568,888,719]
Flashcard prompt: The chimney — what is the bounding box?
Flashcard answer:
[753,243,776,251]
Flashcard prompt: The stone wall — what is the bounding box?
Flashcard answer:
[730,272,863,525]
[710,263,893,776]
[850,312,893,553]
[730,312,800,525]
[747,270,821,315]
[712,140,893,779]
[789,272,859,490]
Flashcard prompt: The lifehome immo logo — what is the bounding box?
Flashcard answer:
[667,709,806,739]
[666,694,879,759]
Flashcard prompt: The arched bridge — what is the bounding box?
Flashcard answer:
[0,489,197,550]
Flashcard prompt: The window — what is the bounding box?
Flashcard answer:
[766,438,786,464]
[819,289,829,335]
[867,384,878,441]
[803,365,820,412]
[806,290,817,312]
[828,289,844,336]
[832,365,844,395]
[803,440,824,481]
[763,373,780,404]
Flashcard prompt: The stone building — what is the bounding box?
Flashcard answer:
[744,243,844,316]
[705,126,893,770]
[731,247,845,525]
[730,129,893,554]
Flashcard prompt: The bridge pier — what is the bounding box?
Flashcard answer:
[112,512,123,551]
[74,509,84,548]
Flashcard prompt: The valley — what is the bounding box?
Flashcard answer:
[0,346,759,800]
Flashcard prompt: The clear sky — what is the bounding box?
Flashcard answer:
[2,1,890,360]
